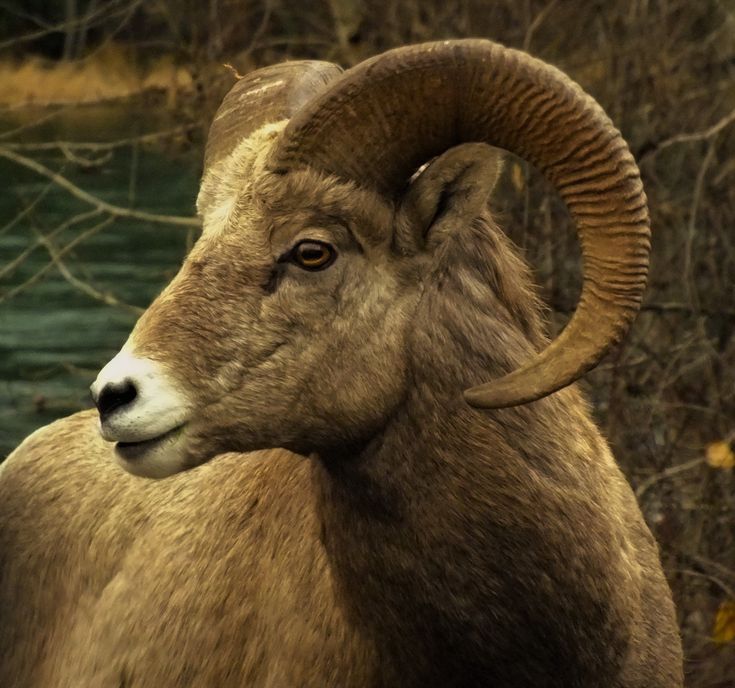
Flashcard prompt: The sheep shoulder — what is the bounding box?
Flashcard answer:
[0,412,374,687]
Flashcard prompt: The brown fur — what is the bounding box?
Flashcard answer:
[0,414,375,686]
[0,134,683,686]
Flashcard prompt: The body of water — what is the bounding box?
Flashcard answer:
[0,102,201,458]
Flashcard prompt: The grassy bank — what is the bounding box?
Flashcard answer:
[0,43,193,106]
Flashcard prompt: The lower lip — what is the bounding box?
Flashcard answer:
[115,425,184,462]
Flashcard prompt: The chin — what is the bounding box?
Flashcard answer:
[113,425,194,479]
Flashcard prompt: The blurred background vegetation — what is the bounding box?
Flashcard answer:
[0,1,733,684]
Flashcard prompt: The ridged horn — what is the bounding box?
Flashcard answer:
[204,60,343,174]
[271,39,650,409]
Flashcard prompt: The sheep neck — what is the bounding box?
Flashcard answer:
[311,223,635,685]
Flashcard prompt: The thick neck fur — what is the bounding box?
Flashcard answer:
[313,216,641,687]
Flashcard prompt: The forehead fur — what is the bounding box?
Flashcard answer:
[197,119,396,251]
[196,121,287,236]
[258,167,395,249]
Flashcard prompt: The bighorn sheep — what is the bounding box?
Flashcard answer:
[0,40,683,687]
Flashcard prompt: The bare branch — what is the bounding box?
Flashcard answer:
[0,179,55,237]
[58,144,112,168]
[0,0,141,51]
[0,147,199,228]
[82,0,146,62]
[640,107,735,163]
[31,226,144,314]
[683,139,716,306]
[677,569,735,601]
[0,110,66,141]
[234,0,274,62]
[635,457,705,499]
[2,125,198,152]
[0,208,103,281]
[523,0,559,52]
[0,216,114,304]
[0,1,52,30]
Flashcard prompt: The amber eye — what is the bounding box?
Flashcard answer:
[290,240,336,271]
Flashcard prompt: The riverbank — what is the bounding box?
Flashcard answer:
[0,43,194,107]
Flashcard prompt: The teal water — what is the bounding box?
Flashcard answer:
[0,102,202,458]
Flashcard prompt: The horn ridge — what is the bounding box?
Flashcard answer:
[271,40,650,408]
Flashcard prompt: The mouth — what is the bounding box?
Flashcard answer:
[115,425,186,462]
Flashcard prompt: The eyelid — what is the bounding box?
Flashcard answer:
[292,228,336,245]
[277,231,335,261]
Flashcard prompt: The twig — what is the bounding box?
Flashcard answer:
[31,226,144,315]
[128,139,139,207]
[0,109,65,140]
[684,139,716,306]
[238,0,274,61]
[678,569,735,601]
[0,208,103,281]
[0,0,141,51]
[687,554,735,584]
[82,0,147,63]
[61,361,102,378]
[0,179,55,237]
[523,0,559,52]
[58,143,112,168]
[640,107,735,163]
[2,124,197,151]
[0,217,114,304]
[0,1,52,29]
[635,456,705,499]
[0,147,199,227]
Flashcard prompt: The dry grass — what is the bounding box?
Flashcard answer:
[0,43,193,106]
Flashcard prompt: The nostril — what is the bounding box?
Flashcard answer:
[95,379,138,419]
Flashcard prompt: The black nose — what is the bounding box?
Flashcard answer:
[94,379,138,419]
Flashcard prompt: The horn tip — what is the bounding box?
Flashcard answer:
[463,383,532,409]
[463,374,562,409]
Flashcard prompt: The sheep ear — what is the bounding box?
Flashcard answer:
[396,143,503,253]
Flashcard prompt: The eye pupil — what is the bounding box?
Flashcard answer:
[301,248,323,262]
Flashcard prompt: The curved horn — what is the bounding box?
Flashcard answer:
[204,60,343,174]
[271,40,650,409]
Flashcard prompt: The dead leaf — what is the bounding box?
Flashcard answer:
[713,600,735,644]
[706,440,735,469]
